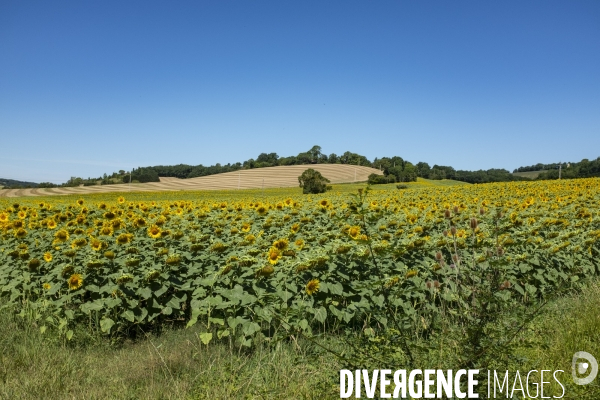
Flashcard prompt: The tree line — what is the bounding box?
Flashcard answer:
[17,148,600,188]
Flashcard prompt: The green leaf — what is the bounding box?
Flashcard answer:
[314,307,327,323]
[138,287,152,299]
[199,332,213,345]
[122,310,135,322]
[100,318,115,333]
[40,326,47,334]
[208,317,224,326]
[66,330,73,341]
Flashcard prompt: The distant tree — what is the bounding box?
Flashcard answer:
[308,145,322,163]
[298,168,330,194]
[328,153,340,163]
[256,152,279,165]
[130,167,159,183]
[416,162,431,178]
[296,152,313,164]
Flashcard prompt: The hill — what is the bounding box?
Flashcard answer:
[0,164,382,198]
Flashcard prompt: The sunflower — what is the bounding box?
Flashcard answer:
[99,226,114,236]
[267,248,282,265]
[133,217,147,227]
[104,250,116,260]
[15,228,27,238]
[17,210,27,219]
[47,219,57,229]
[70,237,87,249]
[305,279,320,295]
[116,274,134,284]
[76,199,84,206]
[117,196,125,204]
[318,199,330,209]
[90,238,104,251]
[43,252,53,262]
[348,226,361,240]
[43,283,52,290]
[0,212,8,223]
[116,233,133,245]
[290,223,300,234]
[295,238,305,250]
[67,273,84,290]
[245,234,256,244]
[241,222,252,232]
[272,239,289,251]
[405,269,418,278]
[256,206,268,216]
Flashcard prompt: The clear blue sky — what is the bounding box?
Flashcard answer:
[1,1,599,183]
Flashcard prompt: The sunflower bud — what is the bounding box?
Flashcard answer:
[435,251,443,261]
[470,217,478,230]
[433,280,440,289]
[444,209,451,219]
[450,226,457,236]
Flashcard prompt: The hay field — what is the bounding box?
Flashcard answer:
[0,164,382,198]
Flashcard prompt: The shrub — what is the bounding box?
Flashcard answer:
[298,168,330,194]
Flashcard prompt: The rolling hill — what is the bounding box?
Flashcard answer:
[0,164,382,198]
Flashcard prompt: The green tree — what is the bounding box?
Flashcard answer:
[298,168,330,194]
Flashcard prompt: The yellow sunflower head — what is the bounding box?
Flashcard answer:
[305,279,320,296]
[117,196,125,204]
[47,220,57,229]
[76,199,84,206]
[43,283,52,290]
[348,226,361,240]
[90,239,104,251]
[290,223,300,234]
[43,252,53,262]
[272,239,289,251]
[267,248,282,265]
[99,226,114,236]
[116,233,133,245]
[70,238,87,249]
[17,211,27,219]
[67,273,83,290]
[53,229,69,243]
[241,222,252,232]
[0,213,8,223]
[15,228,27,238]
[256,206,268,216]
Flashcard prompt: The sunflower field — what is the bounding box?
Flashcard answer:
[1,179,599,345]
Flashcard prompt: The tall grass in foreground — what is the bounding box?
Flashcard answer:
[1,281,600,399]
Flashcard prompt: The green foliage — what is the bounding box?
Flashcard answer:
[130,167,159,183]
[1,178,599,353]
[298,168,331,194]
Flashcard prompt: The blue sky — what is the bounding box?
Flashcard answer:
[1,1,599,183]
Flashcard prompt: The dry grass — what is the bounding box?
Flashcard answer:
[0,164,382,198]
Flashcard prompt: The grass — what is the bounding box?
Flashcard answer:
[2,280,600,399]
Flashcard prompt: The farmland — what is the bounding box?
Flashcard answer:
[0,164,383,198]
[1,178,600,398]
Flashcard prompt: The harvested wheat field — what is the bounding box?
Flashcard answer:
[0,164,382,198]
